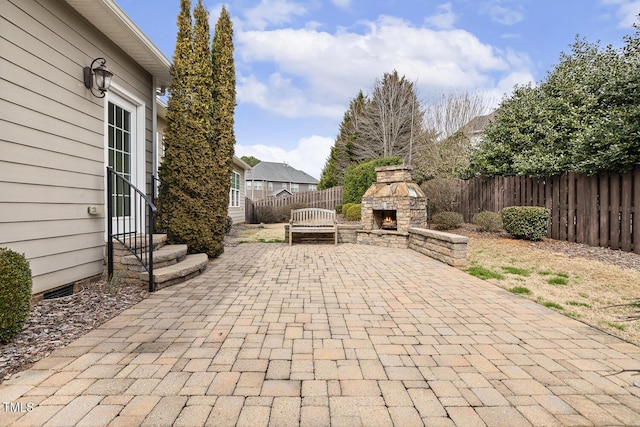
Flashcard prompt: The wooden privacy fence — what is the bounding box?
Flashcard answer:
[460,168,640,253]
[245,186,343,223]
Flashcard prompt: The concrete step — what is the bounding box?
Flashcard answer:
[112,234,167,253]
[120,244,188,270]
[149,253,209,289]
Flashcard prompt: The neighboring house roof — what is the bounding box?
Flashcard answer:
[459,111,497,138]
[246,162,319,184]
[65,0,172,89]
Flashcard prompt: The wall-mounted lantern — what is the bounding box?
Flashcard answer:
[83,58,113,98]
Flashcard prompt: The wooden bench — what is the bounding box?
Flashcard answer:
[289,208,338,246]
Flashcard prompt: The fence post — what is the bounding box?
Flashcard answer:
[634,167,640,253]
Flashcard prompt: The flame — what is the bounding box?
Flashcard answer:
[383,217,394,223]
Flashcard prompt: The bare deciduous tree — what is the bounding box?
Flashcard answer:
[425,91,493,142]
[352,70,424,164]
[416,91,493,179]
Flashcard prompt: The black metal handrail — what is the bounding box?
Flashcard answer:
[151,174,169,234]
[107,166,157,292]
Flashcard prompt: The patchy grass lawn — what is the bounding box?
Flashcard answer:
[461,233,640,345]
[236,223,286,243]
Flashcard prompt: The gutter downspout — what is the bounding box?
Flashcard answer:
[151,77,158,198]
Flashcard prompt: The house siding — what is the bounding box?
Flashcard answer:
[0,0,155,294]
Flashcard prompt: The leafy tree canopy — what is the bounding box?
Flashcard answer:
[241,155,261,167]
[469,26,640,177]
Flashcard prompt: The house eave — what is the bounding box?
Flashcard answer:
[65,0,172,89]
[233,156,252,171]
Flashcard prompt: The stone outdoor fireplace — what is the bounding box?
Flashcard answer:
[357,165,427,248]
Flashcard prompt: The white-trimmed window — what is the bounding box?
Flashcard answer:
[309,184,317,191]
[268,182,273,191]
[291,183,299,193]
[230,171,240,207]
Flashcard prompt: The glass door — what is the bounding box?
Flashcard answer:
[107,97,137,233]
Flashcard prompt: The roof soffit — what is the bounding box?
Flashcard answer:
[65,0,172,88]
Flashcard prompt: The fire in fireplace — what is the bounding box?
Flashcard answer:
[374,209,397,230]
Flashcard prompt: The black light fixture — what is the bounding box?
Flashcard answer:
[83,58,113,98]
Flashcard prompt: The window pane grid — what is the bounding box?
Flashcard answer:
[108,103,132,218]
[230,171,240,207]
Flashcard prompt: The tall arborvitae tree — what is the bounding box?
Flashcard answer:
[209,6,236,257]
[157,0,219,256]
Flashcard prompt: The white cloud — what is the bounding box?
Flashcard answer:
[601,0,640,27]
[236,15,529,117]
[237,0,306,30]
[479,1,525,26]
[332,0,351,9]
[236,135,334,179]
[237,73,345,119]
[425,3,458,30]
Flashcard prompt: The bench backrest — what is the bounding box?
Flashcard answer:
[290,208,336,226]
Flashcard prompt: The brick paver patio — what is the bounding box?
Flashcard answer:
[1,243,639,426]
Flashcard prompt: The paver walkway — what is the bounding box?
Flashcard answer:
[1,243,640,426]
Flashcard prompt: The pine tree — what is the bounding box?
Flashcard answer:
[318,91,365,189]
[210,6,236,256]
[157,0,219,256]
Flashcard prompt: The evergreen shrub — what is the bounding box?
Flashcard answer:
[0,248,32,343]
[257,203,308,224]
[433,211,463,230]
[341,203,356,216]
[501,206,550,241]
[342,157,403,204]
[472,211,503,232]
[344,204,362,221]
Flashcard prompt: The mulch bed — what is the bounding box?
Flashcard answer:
[0,281,148,383]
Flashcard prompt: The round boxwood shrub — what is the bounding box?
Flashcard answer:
[0,247,32,343]
[501,206,550,241]
[341,203,356,216]
[472,211,503,232]
[433,211,463,230]
[344,203,362,221]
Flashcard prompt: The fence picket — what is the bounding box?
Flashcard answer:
[634,167,640,253]
[610,174,620,250]
[599,174,609,248]
[621,173,632,251]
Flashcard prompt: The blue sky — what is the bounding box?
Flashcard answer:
[116,0,639,179]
